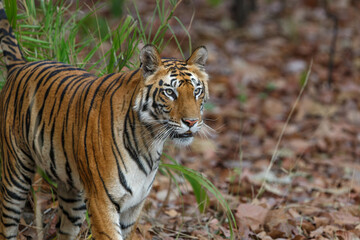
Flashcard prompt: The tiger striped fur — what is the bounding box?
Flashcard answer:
[0,2,209,240]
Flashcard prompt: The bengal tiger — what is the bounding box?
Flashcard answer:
[0,2,209,240]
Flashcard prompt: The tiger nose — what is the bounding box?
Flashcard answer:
[182,118,199,127]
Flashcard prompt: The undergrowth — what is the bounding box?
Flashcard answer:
[0,0,236,238]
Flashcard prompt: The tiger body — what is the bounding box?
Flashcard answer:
[1,61,161,215]
[0,2,209,240]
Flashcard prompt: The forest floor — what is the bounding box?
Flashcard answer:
[18,0,360,239]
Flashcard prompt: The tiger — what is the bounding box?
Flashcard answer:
[0,2,209,240]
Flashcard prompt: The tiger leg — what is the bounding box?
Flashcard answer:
[120,201,145,240]
[86,191,123,240]
[56,184,86,240]
[0,154,35,239]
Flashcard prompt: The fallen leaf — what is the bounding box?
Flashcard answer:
[164,209,179,218]
[329,212,360,226]
[236,203,269,233]
[310,226,324,238]
[264,208,295,238]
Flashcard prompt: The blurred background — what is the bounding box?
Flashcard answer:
[2,0,360,239]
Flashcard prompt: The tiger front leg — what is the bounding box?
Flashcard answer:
[86,191,124,240]
[119,201,145,239]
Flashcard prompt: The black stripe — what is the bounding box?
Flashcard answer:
[120,221,135,229]
[111,146,132,194]
[5,165,29,192]
[151,88,159,109]
[92,144,121,213]
[0,9,7,20]
[64,77,91,130]
[126,69,139,84]
[59,205,82,224]
[4,187,26,201]
[73,204,87,211]
[58,230,71,236]
[3,38,18,47]
[62,123,75,189]
[2,213,19,223]
[7,135,35,180]
[3,204,21,215]
[98,232,113,240]
[108,74,128,176]
[59,195,81,203]
[81,74,114,191]
[0,232,17,240]
[12,64,45,127]
[123,93,148,175]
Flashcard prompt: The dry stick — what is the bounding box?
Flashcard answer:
[255,60,313,199]
[326,12,338,88]
[35,196,44,240]
[160,227,198,239]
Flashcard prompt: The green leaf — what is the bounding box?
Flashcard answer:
[4,0,17,29]
[207,0,222,7]
[161,154,237,239]
[37,167,57,188]
[0,80,5,90]
[183,172,209,213]
[299,69,308,87]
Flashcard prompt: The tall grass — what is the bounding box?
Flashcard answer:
[0,0,236,238]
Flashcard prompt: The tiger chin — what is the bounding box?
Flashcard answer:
[0,2,209,240]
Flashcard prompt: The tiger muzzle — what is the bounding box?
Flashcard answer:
[170,130,194,139]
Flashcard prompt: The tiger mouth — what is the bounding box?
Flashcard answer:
[170,131,193,139]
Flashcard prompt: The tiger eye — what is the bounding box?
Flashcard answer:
[165,89,174,96]
[194,87,202,95]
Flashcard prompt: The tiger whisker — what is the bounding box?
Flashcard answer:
[198,123,216,139]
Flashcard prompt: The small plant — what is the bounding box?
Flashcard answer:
[162,154,236,238]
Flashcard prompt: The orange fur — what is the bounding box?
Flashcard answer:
[0,3,208,239]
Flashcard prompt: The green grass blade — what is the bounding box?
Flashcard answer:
[37,167,58,188]
[162,153,237,239]
[132,2,147,44]
[183,172,209,213]
[174,16,192,54]
[167,24,185,59]
[4,0,17,29]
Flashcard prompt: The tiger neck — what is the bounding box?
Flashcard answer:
[121,78,165,174]
[123,108,165,174]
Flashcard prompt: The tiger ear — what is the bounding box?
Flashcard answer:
[140,44,161,78]
[186,46,208,68]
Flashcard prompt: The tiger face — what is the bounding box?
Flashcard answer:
[135,45,209,145]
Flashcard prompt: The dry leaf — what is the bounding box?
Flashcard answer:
[236,203,269,232]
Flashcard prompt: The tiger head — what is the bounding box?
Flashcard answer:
[134,44,209,146]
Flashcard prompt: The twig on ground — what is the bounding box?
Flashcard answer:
[323,0,338,88]
[256,60,313,199]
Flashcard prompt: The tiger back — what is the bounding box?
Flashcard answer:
[0,2,209,240]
